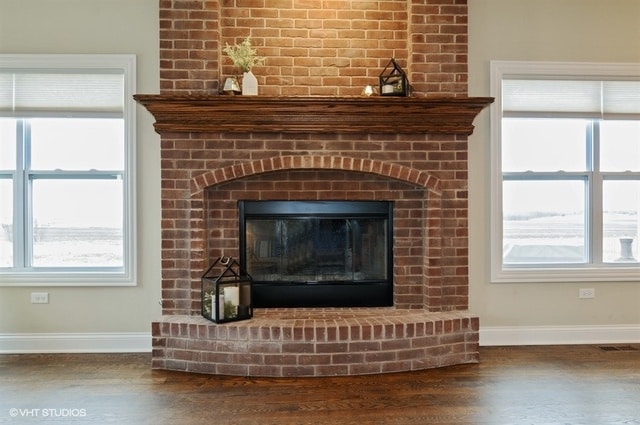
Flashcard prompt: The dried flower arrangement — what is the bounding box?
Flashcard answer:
[223,37,265,73]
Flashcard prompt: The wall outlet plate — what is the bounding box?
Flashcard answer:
[30,292,49,303]
[579,288,595,299]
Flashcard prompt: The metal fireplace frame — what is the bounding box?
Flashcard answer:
[239,200,394,308]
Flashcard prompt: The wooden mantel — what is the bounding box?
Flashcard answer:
[134,95,493,135]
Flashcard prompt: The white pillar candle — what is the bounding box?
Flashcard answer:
[217,294,225,320]
[223,286,240,306]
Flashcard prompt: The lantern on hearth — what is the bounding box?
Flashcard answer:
[202,256,253,323]
[379,58,408,97]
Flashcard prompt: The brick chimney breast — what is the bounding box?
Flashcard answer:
[146,0,489,377]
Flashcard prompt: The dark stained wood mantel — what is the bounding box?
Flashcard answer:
[134,95,493,135]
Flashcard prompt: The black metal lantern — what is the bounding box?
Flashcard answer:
[201,256,253,323]
[379,58,408,97]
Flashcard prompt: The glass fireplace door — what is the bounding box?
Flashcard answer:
[246,217,388,283]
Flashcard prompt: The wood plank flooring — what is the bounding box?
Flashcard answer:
[1,345,639,424]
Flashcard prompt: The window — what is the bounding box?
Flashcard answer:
[490,61,640,282]
[0,55,136,285]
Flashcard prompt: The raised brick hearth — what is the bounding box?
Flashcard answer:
[141,0,491,377]
[152,309,479,376]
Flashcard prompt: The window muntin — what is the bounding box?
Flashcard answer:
[0,55,136,285]
[491,61,640,282]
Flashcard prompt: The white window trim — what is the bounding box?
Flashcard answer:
[0,54,137,286]
[490,61,640,283]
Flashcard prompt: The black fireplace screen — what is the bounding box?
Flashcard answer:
[239,201,393,308]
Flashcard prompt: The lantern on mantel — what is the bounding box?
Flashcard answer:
[379,58,408,97]
[202,256,253,323]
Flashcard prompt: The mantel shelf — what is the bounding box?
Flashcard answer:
[134,95,493,135]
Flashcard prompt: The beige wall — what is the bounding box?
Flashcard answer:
[1,0,638,343]
[468,0,640,327]
[0,0,162,334]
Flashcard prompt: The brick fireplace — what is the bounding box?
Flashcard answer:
[139,0,492,376]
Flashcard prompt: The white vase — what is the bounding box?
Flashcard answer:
[242,70,258,96]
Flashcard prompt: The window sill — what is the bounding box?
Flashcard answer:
[492,265,640,283]
[0,271,136,287]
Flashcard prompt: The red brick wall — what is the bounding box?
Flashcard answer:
[160,137,468,315]
[159,0,468,96]
[156,0,470,316]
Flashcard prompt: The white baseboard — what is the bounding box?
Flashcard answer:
[2,327,638,353]
[480,324,640,346]
[0,332,151,353]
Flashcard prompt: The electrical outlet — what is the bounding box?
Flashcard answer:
[579,288,595,299]
[30,292,49,304]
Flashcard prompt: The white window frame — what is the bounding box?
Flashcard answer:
[0,54,137,286]
[490,61,640,283]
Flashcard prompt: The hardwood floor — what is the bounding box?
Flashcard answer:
[1,345,639,424]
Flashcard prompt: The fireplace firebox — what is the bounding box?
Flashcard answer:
[239,200,393,308]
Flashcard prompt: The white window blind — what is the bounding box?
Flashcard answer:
[0,71,124,118]
[602,81,640,117]
[502,78,640,119]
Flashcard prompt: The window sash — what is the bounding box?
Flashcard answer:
[502,173,590,265]
[4,121,127,272]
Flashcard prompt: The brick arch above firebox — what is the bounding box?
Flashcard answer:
[198,164,444,311]
[191,155,441,196]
